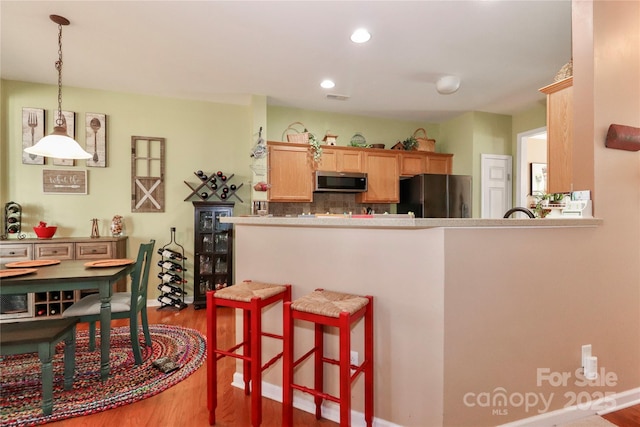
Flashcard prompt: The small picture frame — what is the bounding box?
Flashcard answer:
[52,110,76,166]
[530,162,547,195]
[22,107,45,165]
[86,113,107,168]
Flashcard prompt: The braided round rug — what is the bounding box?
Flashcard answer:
[0,324,206,426]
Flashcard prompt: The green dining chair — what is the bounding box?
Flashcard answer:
[62,240,156,365]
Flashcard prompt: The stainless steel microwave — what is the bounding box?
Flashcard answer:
[314,171,368,193]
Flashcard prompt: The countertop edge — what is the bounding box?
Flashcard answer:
[220,217,602,229]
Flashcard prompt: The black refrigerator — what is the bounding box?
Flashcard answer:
[398,174,472,218]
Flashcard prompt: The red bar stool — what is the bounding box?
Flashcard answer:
[207,280,291,426]
[283,289,374,427]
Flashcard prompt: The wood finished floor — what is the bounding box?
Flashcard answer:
[42,306,639,427]
[45,305,337,427]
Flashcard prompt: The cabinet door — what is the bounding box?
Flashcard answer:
[545,80,573,193]
[338,150,363,172]
[34,243,74,260]
[400,152,426,176]
[316,149,337,171]
[357,151,400,203]
[193,204,233,308]
[425,153,453,175]
[268,143,313,202]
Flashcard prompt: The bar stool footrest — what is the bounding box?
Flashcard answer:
[291,383,340,404]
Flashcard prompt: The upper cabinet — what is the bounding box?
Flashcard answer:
[356,151,400,203]
[316,147,363,173]
[540,77,573,193]
[267,142,313,202]
[400,151,453,176]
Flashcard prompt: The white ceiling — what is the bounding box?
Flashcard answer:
[0,0,572,123]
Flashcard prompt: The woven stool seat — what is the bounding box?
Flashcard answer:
[291,289,369,318]
[215,280,288,302]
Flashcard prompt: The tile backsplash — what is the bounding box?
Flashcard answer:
[268,193,391,216]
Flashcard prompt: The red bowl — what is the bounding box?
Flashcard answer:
[33,226,57,239]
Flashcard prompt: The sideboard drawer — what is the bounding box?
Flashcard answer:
[0,244,32,263]
[34,243,74,260]
[75,242,113,260]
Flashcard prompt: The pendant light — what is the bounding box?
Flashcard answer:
[24,15,92,160]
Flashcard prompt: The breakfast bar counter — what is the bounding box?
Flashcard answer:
[222,215,604,426]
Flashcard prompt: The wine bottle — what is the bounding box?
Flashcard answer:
[221,175,227,181]
[230,184,237,191]
[157,283,186,296]
[7,224,19,234]
[216,171,223,177]
[158,293,182,305]
[157,259,186,272]
[6,204,20,214]
[49,308,57,315]
[158,271,183,284]
[37,308,46,316]
[222,187,229,194]
[201,192,209,199]
[220,193,227,199]
[157,248,187,261]
[196,170,208,181]
[210,183,218,190]
[7,216,18,224]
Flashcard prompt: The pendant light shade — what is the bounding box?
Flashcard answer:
[436,75,461,95]
[24,15,92,160]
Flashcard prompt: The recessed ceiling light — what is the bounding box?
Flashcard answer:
[350,28,371,44]
[320,79,335,89]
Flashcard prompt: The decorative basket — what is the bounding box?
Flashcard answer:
[554,59,573,82]
[412,128,436,152]
[282,122,309,144]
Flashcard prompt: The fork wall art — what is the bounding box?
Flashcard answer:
[22,107,45,165]
[86,113,107,168]
[52,110,76,166]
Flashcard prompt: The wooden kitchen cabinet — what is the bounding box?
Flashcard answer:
[425,152,453,175]
[267,142,313,202]
[357,151,400,203]
[316,146,363,173]
[400,152,426,176]
[540,77,573,193]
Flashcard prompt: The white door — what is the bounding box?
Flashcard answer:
[481,154,512,218]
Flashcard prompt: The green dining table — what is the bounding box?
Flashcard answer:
[0,259,135,381]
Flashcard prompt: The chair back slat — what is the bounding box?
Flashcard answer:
[130,240,155,308]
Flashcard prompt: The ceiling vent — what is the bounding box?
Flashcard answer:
[326,94,350,101]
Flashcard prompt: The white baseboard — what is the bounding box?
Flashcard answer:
[498,387,640,427]
[232,373,400,427]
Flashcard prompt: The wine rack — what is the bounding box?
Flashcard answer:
[34,291,77,318]
[157,227,188,310]
[2,201,26,240]
[192,202,234,309]
[183,170,244,202]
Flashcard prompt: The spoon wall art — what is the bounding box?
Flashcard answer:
[85,113,107,167]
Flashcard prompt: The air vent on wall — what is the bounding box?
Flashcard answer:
[326,94,350,101]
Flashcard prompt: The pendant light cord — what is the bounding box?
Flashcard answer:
[55,22,64,128]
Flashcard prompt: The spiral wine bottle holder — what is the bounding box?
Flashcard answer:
[157,227,188,310]
[2,201,26,240]
[183,169,244,202]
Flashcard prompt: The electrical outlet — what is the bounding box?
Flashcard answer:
[582,344,592,369]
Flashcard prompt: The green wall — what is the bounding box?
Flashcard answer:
[267,105,438,150]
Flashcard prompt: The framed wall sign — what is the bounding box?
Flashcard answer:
[22,107,45,165]
[86,113,107,168]
[52,110,76,166]
[43,169,88,194]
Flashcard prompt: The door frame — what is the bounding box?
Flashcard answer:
[516,126,547,208]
